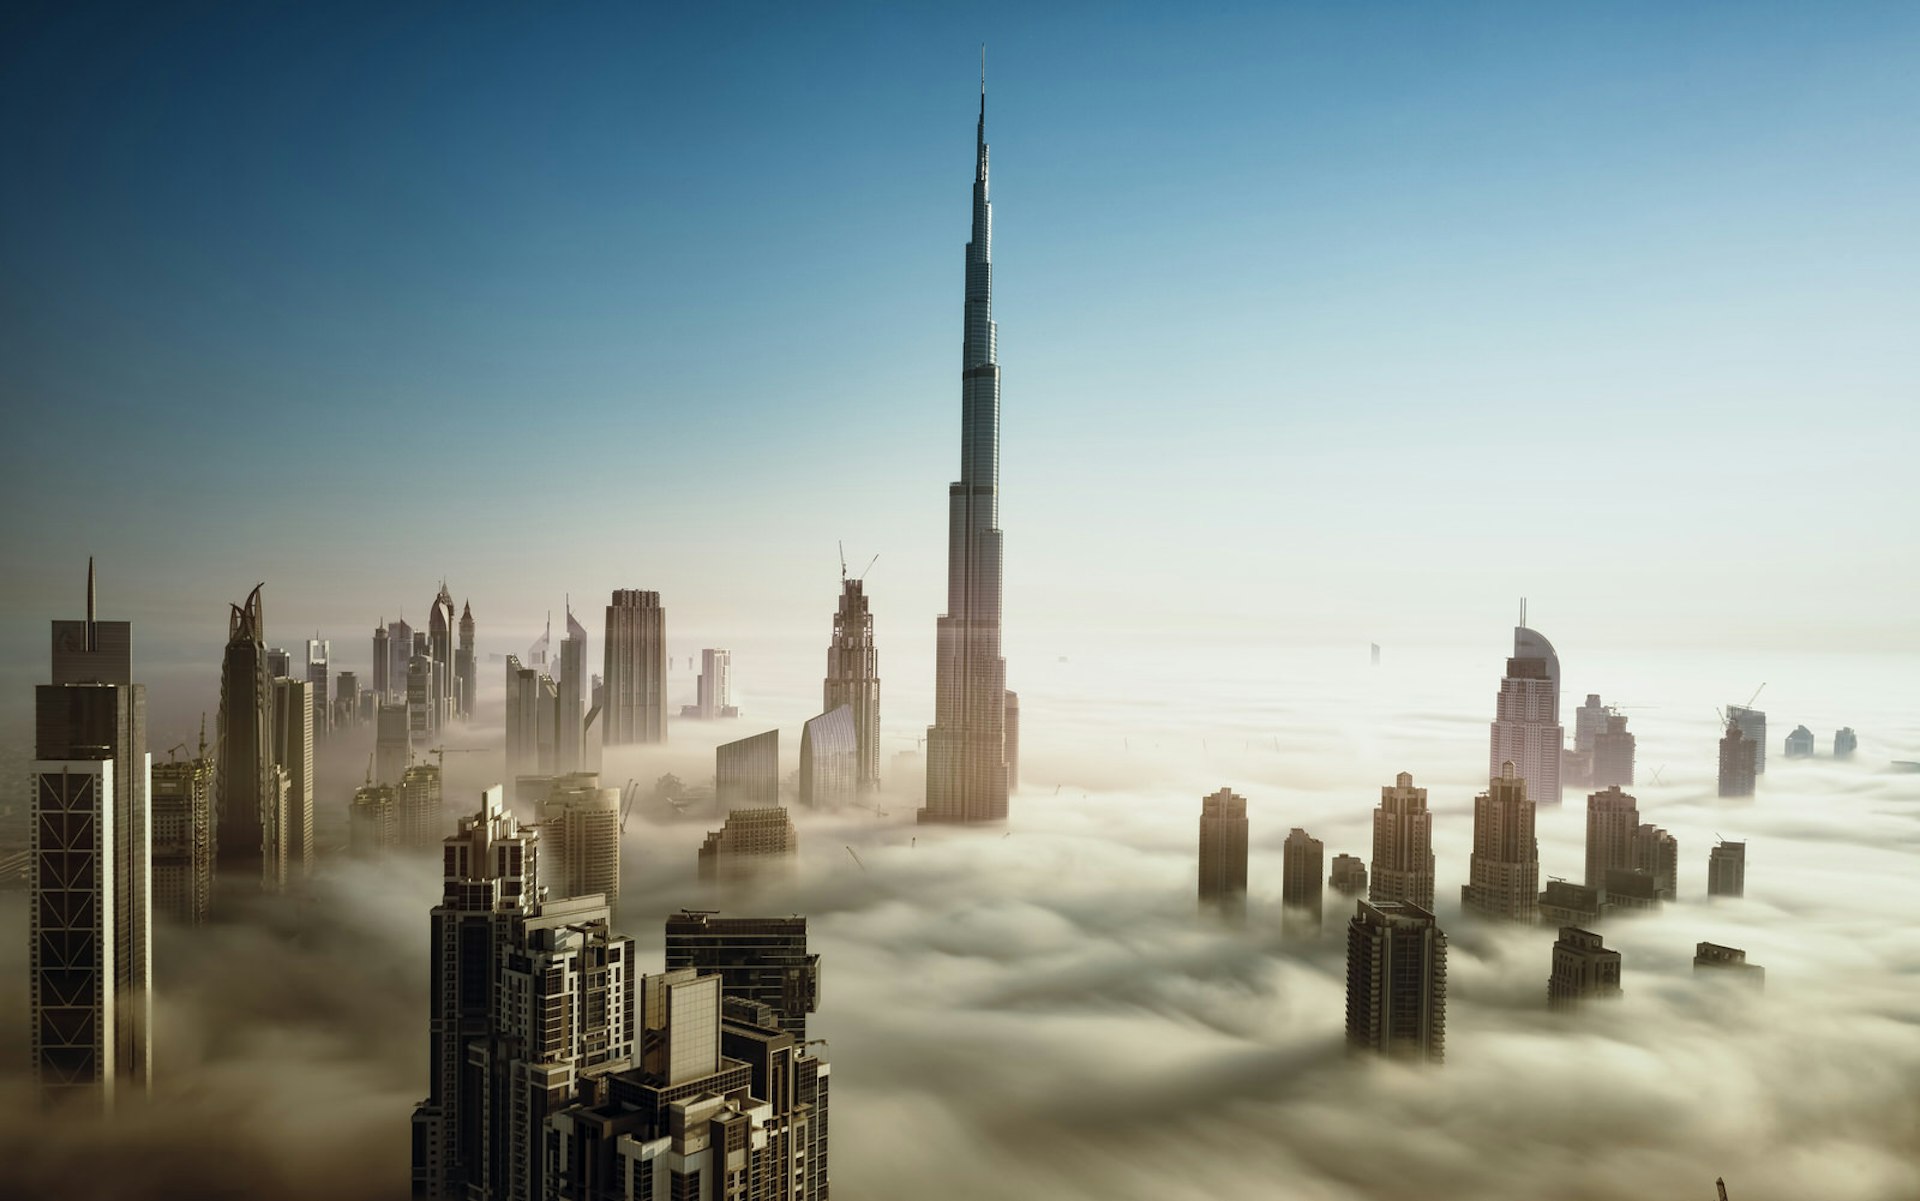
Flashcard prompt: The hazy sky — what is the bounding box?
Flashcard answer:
[2,2,1917,690]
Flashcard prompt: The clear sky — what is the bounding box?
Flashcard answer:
[3,2,1916,685]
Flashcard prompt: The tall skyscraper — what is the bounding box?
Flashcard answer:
[556,605,588,774]
[799,705,858,811]
[1548,927,1622,1010]
[698,808,798,882]
[456,600,477,721]
[1718,721,1757,797]
[1462,761,1539,923]
[1572,693,1607,753]
[1345,901,1447,1063]
[1632,823,1677,900]
[716,728,780,812]
[1727,704,1767,774]
[429,583,457,725]
[603,589,666,746]
[373,621,391,701]
[1708,839,1747,898]
[151,726,214,925]
[1591,710,1636,789]
[387,617,413,701]
[350,782,397,855]
[407,652,438,744]
[33,560,152,1102]
[922,68,1011,826]
[823,573,882,794]
[1197,788,1248,917]
[305,637,331,739]
[271,677,314,882]
[505,655,540,783]
[690,648,737,719]
[663,912,821,1040]
[1370,771,1435,910]
[397,762,444,852]
[1282,827,1325,936]
[541,773,622,909]
[1489,614,1563,805]
[376,701,412,786]
[1584,785,1639,894]
[217,583,285,892]
[335,669,361,728]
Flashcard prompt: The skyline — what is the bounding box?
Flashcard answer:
[4,4,1918,677]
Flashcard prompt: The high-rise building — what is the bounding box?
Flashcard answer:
[218,583,285,892]
[1834,727,1857,758]
[272,676,314,882]
[1693,942,1764,987]
[689,648,737,720]
[387,618,413,702]
[798,706,858,811]
[456,600,477,721]
[1708,839,1746,898]
[1370,771,1434,910]
[505,655,540,783]
[1462,761,1539,923]
[1548,927,1622,1010]
[546,969,829,1201]
[556,605,588,774]
[1573,693,1607,753]
[1282,827,1325,936]
[1345,901,1446,1063]
[823,574,882,794]
[429,583,457,726]
[335,669,360,729]
[1591,711,1636,789]
[1584,785,1639,894]
[373,621,391,701]
[305,637,331,739]
[1784,725,1815,758]
[151,728,214,925]
[349,783,397,855]
[397,762,444,852]
[698,807,797,882]
[376,701,412,786]
[1197,788,1248,916]
[716,728,779,812]
[1631,823,1677,900]
[1539,879,1604,927]
[603,589,666,746]
[1727,704,1767,774]
[542,773,622,909]
[33,560,152,1103]
[407,652,438,744]
[266,646,293,679]
[922,70,1011,827]
[1004,688,1021,794]
[1718,722,1757,797]
[663,912,821,1040]
[1329,854,1368,898]
[1603,868,1660,911]
[1489,616,1563,805]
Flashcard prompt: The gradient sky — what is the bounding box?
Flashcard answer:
[3,2,1917,689]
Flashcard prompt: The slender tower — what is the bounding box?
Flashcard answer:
[923,53,1011,824]
[824,564,882,794]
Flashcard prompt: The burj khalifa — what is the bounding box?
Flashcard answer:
[922,61,1012,824]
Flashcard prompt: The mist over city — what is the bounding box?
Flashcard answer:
[2,5,1916,1201]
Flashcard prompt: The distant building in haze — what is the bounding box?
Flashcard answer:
[151,731,214,925]
[505,655,540,783]
[698,807,797,882]
[603,589,667,746]
[305,637,331,739]
[1548,927,1621,1010]
[1282,827,1325,936]
[556,605,589,774]
[266,646,292,680]
[372,622,391,700]
[1784,725,1815,758]
[1573,694,1608,754]
[455,601,476,721]
[1694,942,1764,988]
[823,574,882,794]
[1727,704,1767,774]
[1834,727,1857,758]
[1603,868,1660,911]
[1632,824,1677,900]
[1708,839,1746,898]
[1539,879,1604,927]
[717,728,779,812]
[271,676,314,882]
[385,618,412,702]
[1591,711,1635,789]
[798,705,858,811]
[683,648,738,720]
[1330,853,1368,898]
[1489,615,1563,805]
[334,669,361,729]
[1370,772,1435,910]
[397,762,443,852]
[1197,788,1248,917]
[375,701,411,786]
[663,911,821,1040]
[541,772,622,909]
[1462,761,1538,923]
[1345,901,1446,1063]
[349,782,397,855]
[218,583,285,893]
[1718,722,1757,797]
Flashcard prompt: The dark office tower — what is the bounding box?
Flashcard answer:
[823,574,882,794]
[218,584,285,892]
[266,646,293,679]
[334,670,360,729]
[1631,824,1677,900]
[1462,762,1539,923]
[557,605,588,773]
[1330,854,1368,899]
[664,912,821,1040]
[372,621,391,701]
[922,68,1011,827]
[1834,727,1857,758]
[1489,612,1563,805]
[305,637,331,739]
[1718,722,1757,797]
[151,727,214,925]
[1345,901,1447,1063]
[1283,828,1326,936]
[1727,704,1767,774]
[1784,725,1815,758]
[34,560,152,1103]
[799,706,858,811]
[1370,772,1435,910]
[1591,711,1636,789]
[604,589,666,746]
[456,600,476,722]
[429,583,456,725]
[717,728,780,812]
[387,618,413,702]
[1197,788,1249,917]
[1584,785,1639,894]
[1708,839,1746,898]
[1539,880,1604,927]
[376,702,411,786]
[272,678,314,882]
[1548,927,1622,1010]
[1693,942,1764,988]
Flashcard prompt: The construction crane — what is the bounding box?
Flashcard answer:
[838,541,879,582]
[844,846,867,873]
[620,779,643,833]
[425,746,490,771]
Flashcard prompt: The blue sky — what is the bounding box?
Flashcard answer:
[3,2,1916,686]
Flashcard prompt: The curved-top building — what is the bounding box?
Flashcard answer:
[1490,616,1563,805]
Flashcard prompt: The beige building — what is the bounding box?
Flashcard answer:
[1462,761,1538,923]
[541,772,622,908]
[697,807,797,881]
[1370,771,1434,909]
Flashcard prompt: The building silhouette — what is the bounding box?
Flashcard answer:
[373,621,391,701]
[376,701,411,786]
[429,583,458,725]
[1717,722,1757,797]
[663,912,821,1040]
[556,605,589,774]
[1603,868,1660,911]
[541,773,622,909]
[456,601,476,721]
[1282,827,1325,936]
[385,617,413,702]
[603,589,667,746]
[1370,771,1435,910]
[698,807,797,882]
[1462,761,1539,923]
[32,560,152,1103]
[1345,901,1446,1063]
[1548,927,1621,1010]
[1591,711,1635,789]
[686,648,738,720]
[1834,727,1857,758]
[1784,725,1815,758]
[1727,704,1767,774]
[1694,942,1764,987]
[922,71,1011,826]
[798,705,858,811]
[1197,788,1248,917]
[151,728,214,925]
[1632,824,1677,900]
[1330,853,1368,899]
[335,669,361,729]
[217,583,286,892]
[1708,839,1746,898]
[271,676,314,882]
[716,728,779,812]
[1489,615,1563,805]
[266,645,292,680]
[1585,785,1639,896]
[823,574,882,794]
[305,637,331,739]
